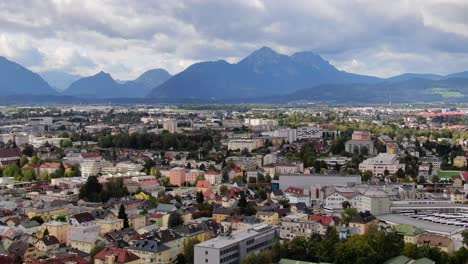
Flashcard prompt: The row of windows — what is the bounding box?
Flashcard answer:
[221,252,239,263]
[247,240,270,253]
[220,245,239,255]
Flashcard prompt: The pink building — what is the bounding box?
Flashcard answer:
[169,167,186,186]
[186,169,204,184]
[351,131,371,140]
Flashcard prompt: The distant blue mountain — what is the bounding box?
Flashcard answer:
[39,70,82,91]
[0,56,57,95]
[63,69,172,98]
[147,47,381,100]
[124,69,171,95]
[385,73,444,82]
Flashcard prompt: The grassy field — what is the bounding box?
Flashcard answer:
[431,88,465,98]
[438,170,461,179]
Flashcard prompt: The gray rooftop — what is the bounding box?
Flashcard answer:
[196,224,278,249]
[378,214,464,235]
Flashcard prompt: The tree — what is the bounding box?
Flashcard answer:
[19,155,28,167]
[361,170,373,182]
[79,176,103,202]
[42,228,49,237]
[30,216,44,224]
[183,238,200,263]
[196,191,204,204]
[462,230,468,247]
[54,215,66,222]
[3,163,20,177]
[341,207,358,226]
[241,252,259,264]
[118,204,129,228]
[384,169,390,176]
[60,139,72,148]
[22,145,34,157]
[219,185,228,195]
[168,212,184,228]
[395,168,405,178]
[342,201,351,209]
[174,254,186,264]
[21,168,36,181]
[29,154,39,165]
[431,175,440,183]
[335,235,378,264]
[317,227,340,263]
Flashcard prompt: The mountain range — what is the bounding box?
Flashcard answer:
[63,69,171,98]
[0,47,467,103]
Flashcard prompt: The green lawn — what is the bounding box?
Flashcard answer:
[431,88,465,98]
[438,170,460,179]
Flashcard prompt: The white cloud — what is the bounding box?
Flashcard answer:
[0,0,467,79]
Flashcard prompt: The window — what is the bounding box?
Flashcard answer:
[205,251,208,255]
[205,259,208,263]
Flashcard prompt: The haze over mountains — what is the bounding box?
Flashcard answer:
[0,47,467,103]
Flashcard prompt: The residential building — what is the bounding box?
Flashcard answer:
[205,171,222,185]
[280,213,318,240]
[345,131,375,155]
[394,224,425,244]
[359,153,405,176]
[96,218,124,235]
[349,211,377,235]
[453,156,467,168]
[94,247,142,264]
[256,211,279,225]
[0,148,22,167]
[129,239,171,263]
[163,118,178,133]
[42,221,69,244]
[417,234,454,254]
[228,139,263,152]
[194,224,279,264]
[450,189,464,204]
[169,167,186,186]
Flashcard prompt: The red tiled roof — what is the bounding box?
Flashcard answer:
[94,247,140,263]
[80,152,102,159]
[196,180,211,188]
[39,162,71,169]
[27,254,89,264]
[206,170,220,175]
[310,215,334,226]
[204,190,213,198]
[462,172,468,182]
[0,148,21,159]
[285,187,304,195]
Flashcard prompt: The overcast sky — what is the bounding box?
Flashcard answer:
[1,0,468,79]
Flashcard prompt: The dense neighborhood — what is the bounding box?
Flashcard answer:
[0,104,466,264]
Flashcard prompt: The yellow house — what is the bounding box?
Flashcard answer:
[451,189,464,204]
[42,221,69,244]
[8,241,41,261]
[417,234,454,254]
[349,212,377,235]
[68,230,99,253]
[134,192,150,200]
[453,156,467,168]
[212,207,231,223]
[129,239,172,263]
[28,206,69,222]
[96,218,124,235]
[394,224,425,244]
[94,247,143,264]
[128,214,146,230]
[256,211,279,225]
[35,235,60,252]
